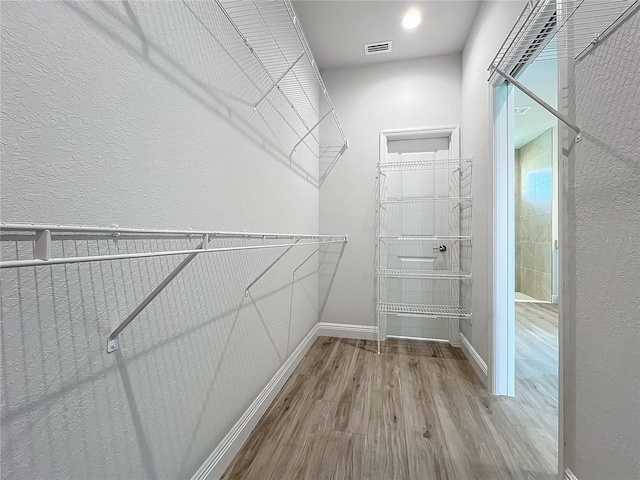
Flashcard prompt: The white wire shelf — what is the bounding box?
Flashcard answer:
[490,0,639,77]
[0,222,348,353]
[379,269,472,280]
[379,158,472,172]
[0,223,348,268]
[377,302,472,319]
[380,197,472,205]
[379,235,472,241]
[216,0,348,175]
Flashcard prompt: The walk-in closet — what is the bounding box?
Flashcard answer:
[1,1,638,479]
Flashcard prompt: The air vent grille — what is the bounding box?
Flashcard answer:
[364,41,392,56]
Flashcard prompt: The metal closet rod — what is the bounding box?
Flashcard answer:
[0,223,348,269]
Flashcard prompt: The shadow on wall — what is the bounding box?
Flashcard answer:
[0,236,346,479]
[62,0,321,185]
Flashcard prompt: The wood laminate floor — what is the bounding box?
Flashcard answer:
[222,304,558,480]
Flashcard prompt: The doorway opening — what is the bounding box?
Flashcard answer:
[493,55,560,478]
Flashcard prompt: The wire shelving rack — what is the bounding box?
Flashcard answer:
[375,156,473,354]
[0,223,347,353]
[216,0,348,183]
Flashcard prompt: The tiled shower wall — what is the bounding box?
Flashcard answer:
[515,128,553,301]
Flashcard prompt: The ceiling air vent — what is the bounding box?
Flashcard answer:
[364,41,392,56]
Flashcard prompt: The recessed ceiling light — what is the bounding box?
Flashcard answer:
[401,10,422,30]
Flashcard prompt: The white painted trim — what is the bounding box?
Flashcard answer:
[491,78,516,397]
[380,125,461,144]
[193,324,320,480]
[318,322,377,340]
[460,332,489,383]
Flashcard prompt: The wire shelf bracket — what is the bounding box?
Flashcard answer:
[0,223,348,353]
[253,50,306,111]
[245,238,300,296]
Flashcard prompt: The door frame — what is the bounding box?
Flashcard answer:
[489,80,516,397]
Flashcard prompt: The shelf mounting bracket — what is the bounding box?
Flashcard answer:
[107,235,211,353]
[245,238,301,296]
[290,109,333,158]
[254,51,306,111]
[493,67,581,141]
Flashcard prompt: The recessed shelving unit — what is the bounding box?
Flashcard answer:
[376,155,473,353]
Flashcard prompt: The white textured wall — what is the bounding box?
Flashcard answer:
[318,55,462,326]
[0,2,324,478]
[460,0,527,364]
[571,10,640,479]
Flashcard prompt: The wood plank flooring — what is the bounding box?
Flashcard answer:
[222,305,558,480]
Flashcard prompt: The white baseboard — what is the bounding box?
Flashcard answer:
[191,324,319,480]
[317,322,377,340]
[459,332,489,385]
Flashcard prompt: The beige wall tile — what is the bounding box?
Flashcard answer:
[522,242,536,270]
[515,128,554,299]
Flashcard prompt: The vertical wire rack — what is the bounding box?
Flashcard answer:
[375,157,473,354]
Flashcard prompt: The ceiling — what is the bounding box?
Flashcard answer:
[514,58,558,149]
[292,1,482,70]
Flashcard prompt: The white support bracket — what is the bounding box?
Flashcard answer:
[254,51,306,111]
[290,109,333,158]
[245,239,300,296]
[34,230,51,261]
[319,140,350,184]
[292,243,325,278]
[493,67,582,141]
[107,235,211,353]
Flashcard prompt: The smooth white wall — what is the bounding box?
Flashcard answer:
[460,0,527,365]
[570,11,640,479]
[0,2,323,478]
[319,55,462,326]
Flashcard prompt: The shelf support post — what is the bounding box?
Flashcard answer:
[254,51,306,111]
